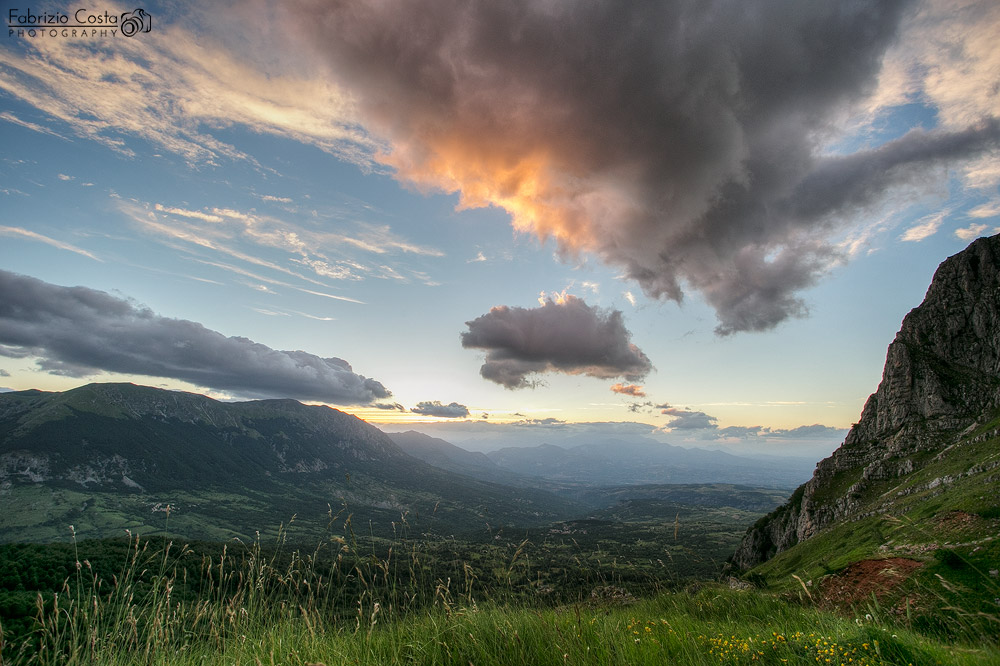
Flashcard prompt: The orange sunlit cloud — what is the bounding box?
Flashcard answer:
[610,383,646,397]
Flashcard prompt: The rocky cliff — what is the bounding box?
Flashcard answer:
[731,234,1000,570]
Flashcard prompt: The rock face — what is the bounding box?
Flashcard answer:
[731,234,1000,570]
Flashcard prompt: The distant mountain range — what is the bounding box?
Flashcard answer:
[387,430,534,487]
[0,383,580,542]
[0,382,816,544]
[392,429,813,489]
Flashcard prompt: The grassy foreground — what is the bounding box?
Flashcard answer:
[2,529,998,666]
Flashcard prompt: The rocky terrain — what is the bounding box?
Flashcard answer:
[732,234,1000,569]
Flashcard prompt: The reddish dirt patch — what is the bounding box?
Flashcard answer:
[819,558,923,607]
[935,510,979,530]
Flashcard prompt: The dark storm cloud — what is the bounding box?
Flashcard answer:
[0,270,390,404]
[788,120,1000,221]
[411,400,470,418]
[286,0,997,334]
[461,295,652,389]
[660,405,719,430]
[372,402,406,411]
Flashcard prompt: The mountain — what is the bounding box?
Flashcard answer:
[731,235,1000,572]
[486,436,812,488]
[0,383,580,542]
[388,430,537,486]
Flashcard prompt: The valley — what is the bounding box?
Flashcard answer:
[2,236,1000,664]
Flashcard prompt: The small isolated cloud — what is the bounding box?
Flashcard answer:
[468,251,487,263]
[0,369,10,377]
[900,211,947,242]
[259,194,293,203]
[954,223,996,241]
[461,294,652,389]
[0,270,389,404]
[623,291,637,307]
[410,400,470,418]
[373,402,406,411]
[610,383,645,397]
[57,173,74,181]
[660,404,718,430]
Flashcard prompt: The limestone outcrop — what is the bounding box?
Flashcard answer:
[732,234,1000,570]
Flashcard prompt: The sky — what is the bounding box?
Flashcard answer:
[1,0,998,458]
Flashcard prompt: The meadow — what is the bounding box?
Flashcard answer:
[1,507,998,666]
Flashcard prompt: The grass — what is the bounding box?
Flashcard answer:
[2,519,998,666]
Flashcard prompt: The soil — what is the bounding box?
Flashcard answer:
[819,557,923,607]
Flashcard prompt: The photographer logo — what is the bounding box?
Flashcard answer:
[8,7,153,39]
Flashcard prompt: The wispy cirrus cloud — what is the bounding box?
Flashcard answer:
[0,3,378,167]
[0,111,68,140]
[119,196,439,293]
[0,225,100,261]
[154,204,224,223]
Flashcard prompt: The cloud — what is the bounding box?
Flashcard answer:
[119,197,436,291]
[461,294,652,389]
[0,3,377,166]
[872,0,1000,135]
[900,211,947,242]
[766,424,847,439]
[288,0,1000,334]
[660,405,719,430]
[410,401,470,418]
[954,223,997,241]
[0,270,389,404]
[155,204,224,223]
[0,111,68,140]
[0,225,101,261]
[968,200,1000,219]
[610,383,646,397]
[372,402,406,411]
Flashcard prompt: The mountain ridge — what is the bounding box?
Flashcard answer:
[732,234,1000,570]
[0,383,580,542]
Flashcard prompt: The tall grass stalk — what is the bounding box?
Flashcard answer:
[6,517,1000,665]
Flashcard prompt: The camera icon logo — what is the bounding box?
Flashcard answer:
[120,8,151,37]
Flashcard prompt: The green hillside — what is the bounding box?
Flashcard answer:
[740,412,1000,640]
